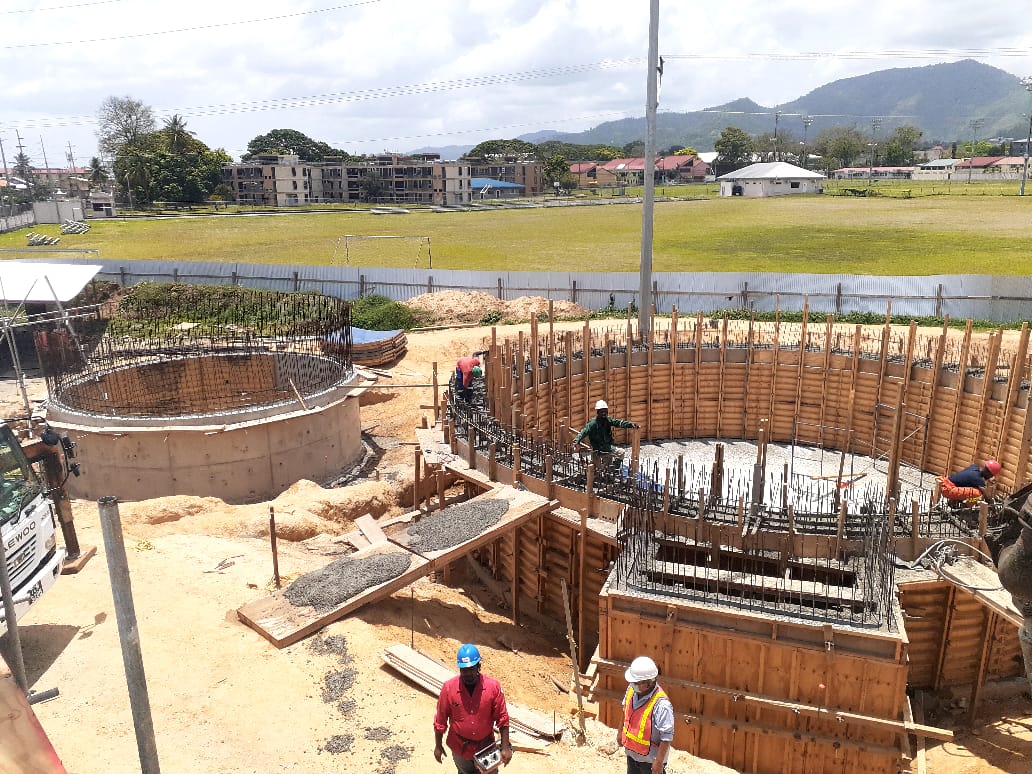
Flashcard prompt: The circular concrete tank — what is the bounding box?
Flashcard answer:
[46,349,364,503]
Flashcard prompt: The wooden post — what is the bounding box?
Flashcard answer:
[511,526,521,625]
[269,507,280,589]
[885,383,906,503]
[414,447,422,511]
[488,442,497,483]
[436,470,446,512]
[513,443,521,487]
[432,362,440,425]
[669,308,678,438]
[944,320,973,473]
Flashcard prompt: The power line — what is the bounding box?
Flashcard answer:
[0,0,386,48]
[663,47,1032,62]
[3,0,127,14]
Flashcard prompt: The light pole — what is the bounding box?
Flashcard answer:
[125,173,134,211]
[801,116,813,169]
[773,110,782,161]
[967,118,984,184]
[1020,76,1032,196]
[867,143,877,187]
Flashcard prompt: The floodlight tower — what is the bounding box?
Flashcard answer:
[1020,77,1032,196]
[638,0,660,339]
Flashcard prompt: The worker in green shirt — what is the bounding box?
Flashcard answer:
[574,399,639,472]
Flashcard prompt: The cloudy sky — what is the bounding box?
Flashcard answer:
[3,0,1032,166]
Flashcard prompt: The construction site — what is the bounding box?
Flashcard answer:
[3,286,1032,773]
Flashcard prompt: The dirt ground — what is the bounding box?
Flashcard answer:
[4,307,1032,773]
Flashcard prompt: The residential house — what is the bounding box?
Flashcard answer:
[463,157,543,197]
[569,162,618,188]
[830,166,914,180]
[953,156,1030,179]
[911,159,959,180]
[717,162,825,197]
[601,158,646,186]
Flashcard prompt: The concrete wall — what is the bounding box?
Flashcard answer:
[48,390,363,503]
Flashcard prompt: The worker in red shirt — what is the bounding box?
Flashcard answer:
[433,643,512,772]
[455,356,482,403]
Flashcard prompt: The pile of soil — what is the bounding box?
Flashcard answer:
[404,290,589,326]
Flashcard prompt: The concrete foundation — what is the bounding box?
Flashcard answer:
[47,352,365,503]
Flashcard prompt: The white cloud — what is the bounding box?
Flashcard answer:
[1,0,1030,164]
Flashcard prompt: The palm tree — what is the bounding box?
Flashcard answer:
[88,157,109,189]
[163,114,194,154]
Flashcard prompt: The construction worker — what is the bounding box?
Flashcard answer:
[433,643,512,773]
[574,399,639,471]
[940,459,1001,504]
[617,655,674,774]
[454,356,481,403]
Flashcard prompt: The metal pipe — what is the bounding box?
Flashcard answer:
[0,529,29,694]
[97,496,161,774]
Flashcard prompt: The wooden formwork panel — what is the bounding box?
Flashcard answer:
[899,580,1026,690]
[596,588,906,774]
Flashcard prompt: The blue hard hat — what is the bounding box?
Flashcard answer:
[456,643,481,669]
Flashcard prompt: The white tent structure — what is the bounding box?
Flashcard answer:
[717,162,825,198]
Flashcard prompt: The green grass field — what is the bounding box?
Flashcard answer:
[4,187,1032,275]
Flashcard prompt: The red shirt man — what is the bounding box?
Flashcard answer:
[433,644,512,773]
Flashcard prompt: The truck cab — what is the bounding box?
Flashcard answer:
[0,423,64,636]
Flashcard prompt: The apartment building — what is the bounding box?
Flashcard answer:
[223,153,477,206]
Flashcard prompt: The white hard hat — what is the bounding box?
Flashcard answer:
[624,656,658,683]
[594,400,608,410]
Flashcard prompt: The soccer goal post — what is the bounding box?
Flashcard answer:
[332,235,432,268]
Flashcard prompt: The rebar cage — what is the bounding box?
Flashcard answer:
[36,286,353,419]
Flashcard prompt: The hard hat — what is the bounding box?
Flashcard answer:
[594,400,609,410]
[984,460,1002,477]
[471,366,483,378]
[456,643,481,669]
[624,655,658,683]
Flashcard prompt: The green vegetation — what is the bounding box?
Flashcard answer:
[350,294,428,330]
[8,189,1032,277]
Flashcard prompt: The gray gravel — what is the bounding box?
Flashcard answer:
[309,633,352,662]
[380,744,412,762]
[322,669,356,703]
[364,726,392,741]
[284,551,412,610]
[323,734,354,754]
[337,697,357,715]
[403,498,509,552]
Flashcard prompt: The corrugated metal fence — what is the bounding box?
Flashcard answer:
[17,257,1032,323]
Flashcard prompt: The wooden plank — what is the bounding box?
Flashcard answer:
[387,487,556,564]
[236,544,430,648]
[238,486,554,648]
[938,558,1022,627]
[382,644,562,740]
[354,514,388,546]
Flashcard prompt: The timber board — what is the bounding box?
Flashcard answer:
[238,486,553,648]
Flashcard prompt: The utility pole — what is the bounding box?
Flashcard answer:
[867,118,882,188]
[637,0,659,340]
[0,134,10,218]
[801,116,813,169]
[1020,77,1032,196]
[967,118,984,184]
[773,110,782,161]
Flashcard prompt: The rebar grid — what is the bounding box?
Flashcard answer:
[37,288,352,418]
[612,491,898,629]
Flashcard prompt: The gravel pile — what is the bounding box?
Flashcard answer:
[322,669,356,703]
[309,634,352,662]
[404,498,509,552]
[324,734,354,754]
[364,726,392,741]
[338,697,356,715]
[284,551,412,610]
[380,744,412,762]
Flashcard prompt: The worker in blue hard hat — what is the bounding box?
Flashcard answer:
[433,643,512,772]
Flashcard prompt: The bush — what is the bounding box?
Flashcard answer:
[479,310,504,325]
[351,294,427,330]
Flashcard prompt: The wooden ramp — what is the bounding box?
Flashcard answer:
[382,644,562,742]
[237,486,554,648]
[938,557,1022,627]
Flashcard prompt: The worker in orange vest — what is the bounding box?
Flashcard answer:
[616,655,674,774]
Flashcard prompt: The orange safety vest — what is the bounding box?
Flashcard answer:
[620,684,667,756]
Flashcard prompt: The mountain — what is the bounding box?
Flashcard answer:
[409,60,1030,156]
